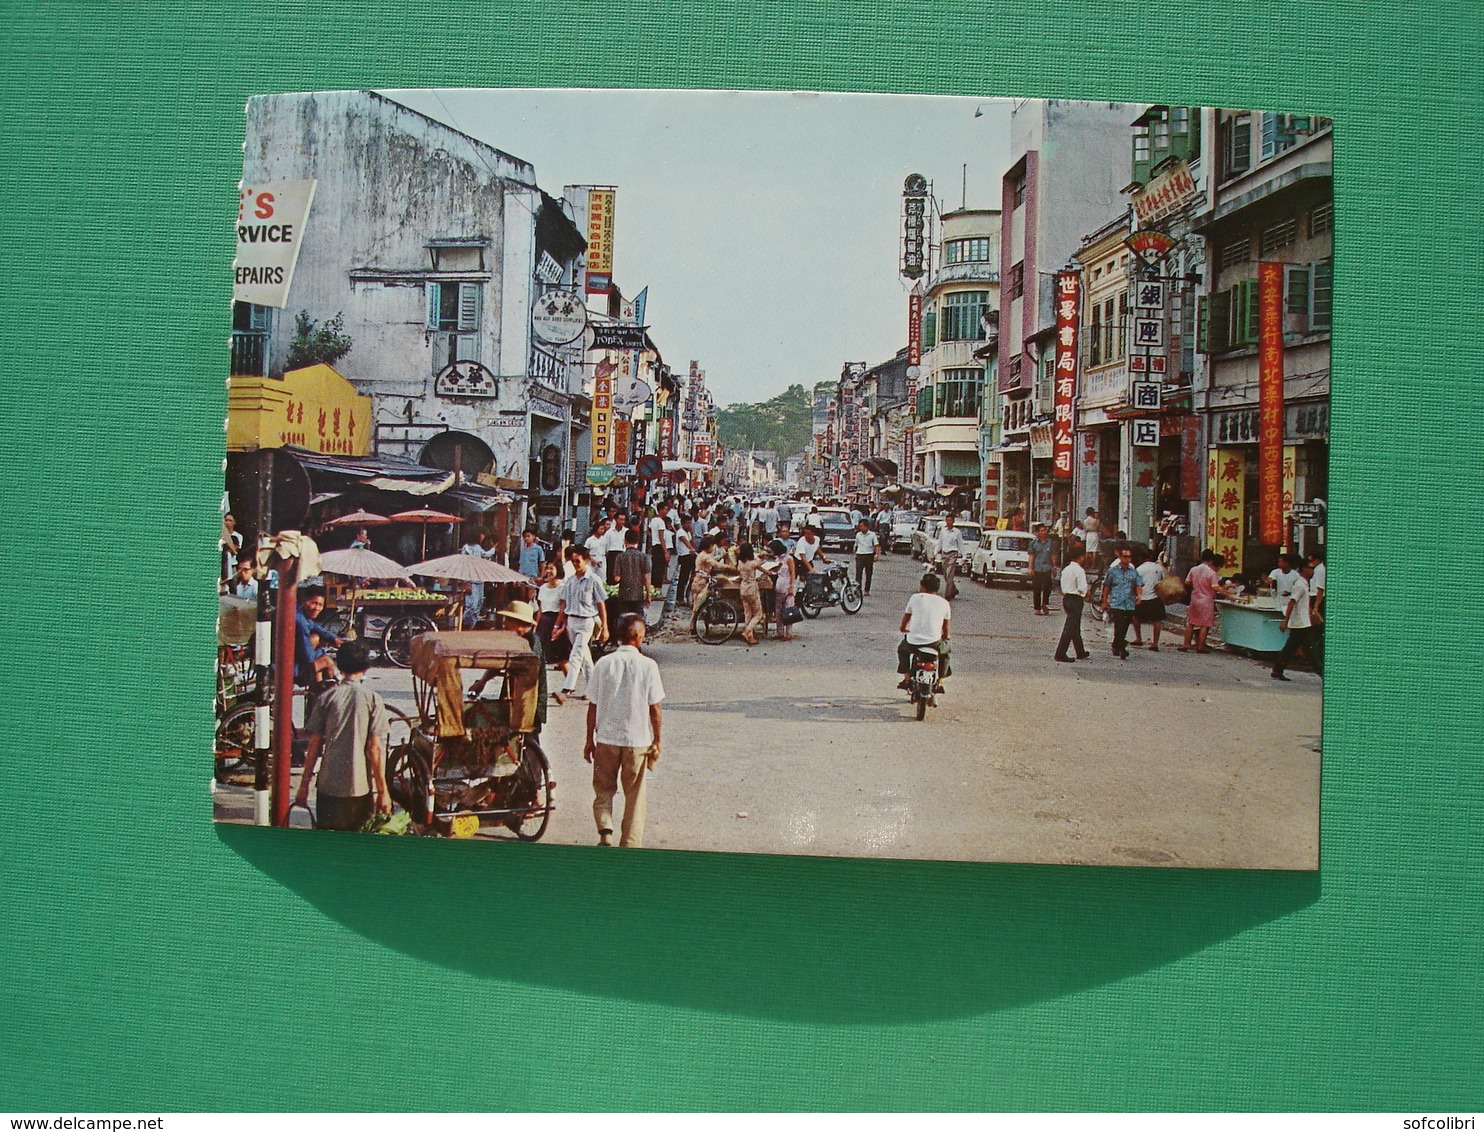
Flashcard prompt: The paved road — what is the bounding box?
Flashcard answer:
[216,552,1321,868]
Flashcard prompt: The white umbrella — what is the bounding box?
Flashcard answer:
[407,554,529,584]
[318,548,411,580]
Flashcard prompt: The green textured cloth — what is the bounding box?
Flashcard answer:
[3,0,1482,1113]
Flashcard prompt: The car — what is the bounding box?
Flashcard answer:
[887,510,922,552]
[804,506,857,552]
[970,529,1035,584]
[928,522,982,569]
[910,516,942,561]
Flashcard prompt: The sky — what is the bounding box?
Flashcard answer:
[381,88,1012,407]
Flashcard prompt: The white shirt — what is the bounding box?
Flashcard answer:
[903,592,951,645]
[1136,560,1166,600]
[601,527,628,557]
[558,571,608,618]
[1081,517,1101,551]
[1284,575,1313,629]
[648,516,668,550]
[535,584,564,613]
[588,645,666,747]
[938,526,965,555]
[1269,568,1301,603]
[1060,561,1089,597]
[584,533,609,580]
[1310,563,1326,592]
[853,530,879,555]
[796,536,823,563]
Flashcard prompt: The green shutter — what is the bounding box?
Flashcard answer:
[1197,294,1210,353]
[1232,279,1261,345]
[1311,258,1333,330]
[923,310,937,350]
[1207,289,1232,352]
[457,282,481,331]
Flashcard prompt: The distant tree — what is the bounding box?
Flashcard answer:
[715,383,812,458]
[285,311,353,370]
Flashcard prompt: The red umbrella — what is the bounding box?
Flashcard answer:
[389,509,462,558]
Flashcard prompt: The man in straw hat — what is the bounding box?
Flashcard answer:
[468,599,548,736]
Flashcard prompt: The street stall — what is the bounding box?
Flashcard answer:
[1215,595,1291,653]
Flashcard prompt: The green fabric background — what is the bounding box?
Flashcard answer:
[3,0,1481,1112]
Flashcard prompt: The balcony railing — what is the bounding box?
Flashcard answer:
[231,330,270,377]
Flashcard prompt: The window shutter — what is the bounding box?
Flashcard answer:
[426,282,441,329]
[1284,264,1311,334]
[923,310,937,350]
[1240,279,1261,343]
[1310,258,1333,330]
[457,283,481,332]
[1209,289,1232,352]
[1197,294,1210,353]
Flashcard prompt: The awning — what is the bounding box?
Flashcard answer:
[284,446,447,483]
[860,457,899,479]
[939,451,981,477]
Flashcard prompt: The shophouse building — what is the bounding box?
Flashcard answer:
[916,207,1000,490]
[1194,110,1332,573]
[996,99,1138,526]
[237,90,589,540]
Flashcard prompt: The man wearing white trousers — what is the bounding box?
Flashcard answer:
[553,547,610,705]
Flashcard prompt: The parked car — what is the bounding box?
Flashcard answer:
[910,516,942,561]
[970,530,1035,584]
[806,507,857,552]
[928,522,982,569]
[888,510,922,552]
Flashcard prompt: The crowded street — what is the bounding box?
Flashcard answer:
[215,548,1319,868]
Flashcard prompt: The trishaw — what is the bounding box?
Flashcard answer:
[385,630,554,840]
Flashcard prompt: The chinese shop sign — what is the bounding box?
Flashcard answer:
[592,355,615,463]
[1051,271,1080,480]
[1258,261,1286,545]
[1205,448,1246,575]
[585,188,615,294]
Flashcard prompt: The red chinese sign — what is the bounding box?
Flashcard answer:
[659,415,674,460]
[613,418,631,464]
[1257,261,1286,545]
[1051,271,1080,480]
[592,356,615,463]
[908,293,922,366]
[1178,413,1202,500]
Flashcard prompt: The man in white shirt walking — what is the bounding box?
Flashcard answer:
[1054,544,1092,662]
[936,513,966,600]
[1272,561,1322,681]
[584,612,665,847]
[583,517,612,584]
[553,548,610,705]
[852,518,881,596]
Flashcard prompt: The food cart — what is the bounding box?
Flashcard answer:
[1215,595,1290,652]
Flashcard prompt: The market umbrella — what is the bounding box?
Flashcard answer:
[406,554,527,584]
[389,508,462,558]
[318,548,413,634]
[326,509,392,527]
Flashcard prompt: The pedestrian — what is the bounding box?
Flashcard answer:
[896,572,951,691]
[609,527,652,625]
[228,556,259,600]
[460,532,489,626]
[647,503,672,598]
[795,525,828,573]
[1268,552,1300,608]
[1179,549,1229,653]
[937,513,965,600]
[1028,523,1058,615]
[1133,550,1168,650]
[1306,551,1327,614]
[517,528,546,589]
[584,612,665,847]
[552,547,609,705]
[852,518,881,596]
[1099,545,1143,659]
[689,534,722,634]
[769,539,798,641]
[584,517,612,583]
[295,586,344,687]
[219,512,243,590]
[675,515,698,604]
[1081,507,1102,568]
[533,561,570,674]
[736,543,765,647]
[1272,561,1323,681]
[1053,544,1092,662]
[293,639,391,832]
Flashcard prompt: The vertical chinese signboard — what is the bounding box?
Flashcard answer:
[585,188,615,295]
[592,356,615,463]
[982,461,1001,528]
[1052,271,1080,480]
[658,416,674,460]
[1258,261,1286,545]
[902,174,928,278]
[1205,448,1246,574]
[908,294,922,366]
[613,418,631,465]
[905,292,921,482]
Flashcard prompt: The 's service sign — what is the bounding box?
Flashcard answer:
[234,180,316,308]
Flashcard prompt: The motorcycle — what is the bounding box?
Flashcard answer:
[798,563,864,618]
[906,645,941,720]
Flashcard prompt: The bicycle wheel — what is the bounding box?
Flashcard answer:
[504,738,554,842]
[696,598,738,644]
[383,614,435,668]
[385,743,432,826]
[841,583,864,614]
[215,703,258,783]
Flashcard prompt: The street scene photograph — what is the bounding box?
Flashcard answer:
[216,88,1331,869]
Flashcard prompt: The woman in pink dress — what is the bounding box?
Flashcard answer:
[1180,550,1229,653]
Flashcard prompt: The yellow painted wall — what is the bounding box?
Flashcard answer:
[227,363,372,456]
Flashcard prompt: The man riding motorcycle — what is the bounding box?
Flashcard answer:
[897,572,951,692]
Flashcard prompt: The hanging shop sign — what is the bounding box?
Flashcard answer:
[981,460,1002,528]
[1205,447,1246,575]
[1131,159,1198,227]
[540,445,562,492]
[636,454,663,481]
[908,292,923,366]
[433,360,499,399]
[658,415,675,459]
[1178,413,1203,500]
[1029,422,1055,459]
[234,180,317,308]
[591,355,615,464]
[1132,418,1161,447]
[1133,277,1168,311]
[613,418,631,464]
[1291,502,1325,526]
[902,174,928,279]
[1258,261,1286,545]
[1125,228,1178,268]
[532,289,588,346]
[1051,271,1080,480]
[1131,381,1162,412]
[585,188,615,294]
[590,323,649,351]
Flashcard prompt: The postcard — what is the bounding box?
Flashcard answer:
[216,89,1330,868]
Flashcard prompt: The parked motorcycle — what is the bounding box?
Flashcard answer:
[798,563,864,618]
